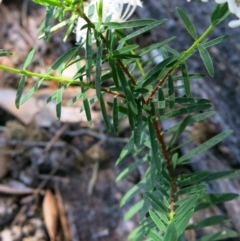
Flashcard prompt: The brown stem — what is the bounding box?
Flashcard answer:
[75,6,138,87]
[146,69,172,104]
[153,119,176,215]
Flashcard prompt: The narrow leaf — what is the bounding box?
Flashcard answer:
[120,179,146,207]
[149,210,167,232]
[113,96,118,134]
[96,40,103,99]
[148,117,162,171]
[104,19,163,29]
[176,7,198,40]
[124,199,144,220]
[81,87,92,125]
[197,229,238,241]
[85,27,92,83]
[181,63,190,97]
[116,135,133,165]
[116,65,137,114]
[99,95,111,131]
[145,227,163,241]
[119,19,167,43]
[178,130,233,164]
[195,193,239,211]
[15,76,26,109]
[0,49,12,56]
[187,215,230,230]
[158,87,165,116]
[134,99,142,149]
[202,35,230,49]
[23,49,36,69]
[168,115,192,148]
[198,44,214,77]
[168,75,175,110]
[56,83,64,119]
[44,6,55,42]
[163,222,177,241]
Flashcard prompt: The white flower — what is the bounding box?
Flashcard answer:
[74,0,142,43]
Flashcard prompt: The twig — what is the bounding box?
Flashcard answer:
[44,124,68,152]
[0,138,65,148]
[64,128,129,143]
[87,161,99,195]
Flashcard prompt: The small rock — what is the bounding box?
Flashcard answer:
[35,228,47,240]
[1,229,13,241]
[11,225,22,241]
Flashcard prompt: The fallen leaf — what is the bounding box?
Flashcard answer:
[0,89,40,125]
[43,189,58,241]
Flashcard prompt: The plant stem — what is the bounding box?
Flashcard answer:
[146,23,215,103]
[153,119,176,216]
[0,64,126,99]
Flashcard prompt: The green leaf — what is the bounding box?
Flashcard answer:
[124,199,144,220]
[85,28,92,83]
[116,65,137,114]
[23,49,36,69]
[149,210,167,232]
[15,76,26,109]
[168,115,192,148]
[165,111,215,133]
[168,75,175,110]
[148,117,162,171]
[181,63,190,97]
[44,6,55,41]
[113,53,140,59]
[50,47,79,72]
[116,158,147,182]
[211,2,230,25]
[175,208,194,237]
[116,135,133,165]
[81,87,92,125]
[134,100,142,149]
[56,83,64,119]
[162,103,212,120]
[113,96,118,135]
[95,40,103,99]
[141,56,178,87]
[99,95,111,131]
[163,222,177,241]
[177,184,207,196]
[109,59,119,88]
[187,215,230,230]
[103,19,160,29]
[33,0,61,6]
[120,179,146,207]
[21,80,45,106]
[178,130,233,164]
[176,8,198,40]
[177,172,209,187]
[202,35,230,49]
[145,227,163,241]
[112,45,138,55]
[146,192,169,217]
[158,87,166,116]
[0,49,12,57]
[198,44,214,77]
[172,73,206,82]
[195,193,239,211]
[140,37,176,57]
[119,19,167,43]
[197,229,239,241]
[203,170,240,182]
